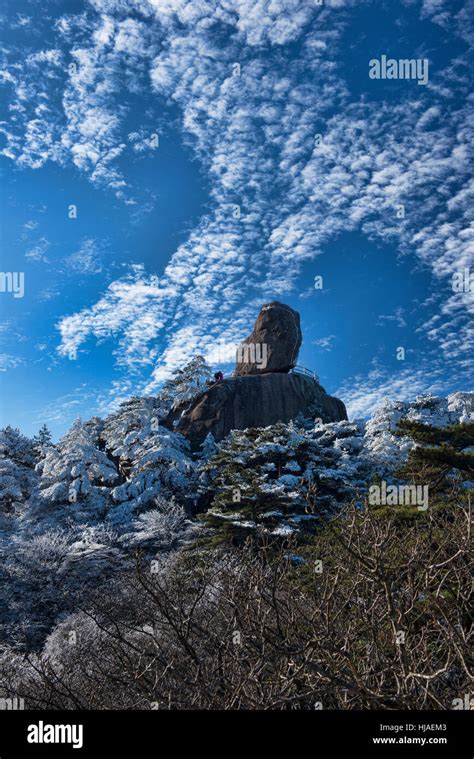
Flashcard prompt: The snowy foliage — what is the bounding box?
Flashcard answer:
[157,356,214,414]
[199,392,473,536]
[0,426,36,468]
[0,426,37,519]
[364,392,474,473]
[108,426,193,522]
[200,432,218,460]
[35,419,119,520]
[0,388,471,649]
[120,496,188,549]
[200,419,370,535]
[32,424,53,458]
[102,396,163,459]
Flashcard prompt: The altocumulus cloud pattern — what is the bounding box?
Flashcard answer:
[0,0,472,437]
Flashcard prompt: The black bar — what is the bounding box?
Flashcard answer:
[0,710,471,757]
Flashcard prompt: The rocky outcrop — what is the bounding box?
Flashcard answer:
[166,373,347,449]
[235,301,302,376]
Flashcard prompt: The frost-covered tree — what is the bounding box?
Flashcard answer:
[364,393,474,476]
[101,358,212,469]
[396,420,474,496]
[200,432,217,460]
[77,395,196,530]
[1,524,122,647]
[121,495,189,549]
[0,426,35,467]
[200,420,369,541]
[32,424,53,457]
[159,355,213,413]
[0,427,37,517]
[0,458,23,515]
[84,416,106,447]
[109,426,193,526]
[0,525,73,645]
[103,397,163,464]
[35,419,118,520]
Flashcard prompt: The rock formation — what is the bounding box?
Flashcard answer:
[164,302,347,448]
[167,372,347,449]
[235,301,301,376]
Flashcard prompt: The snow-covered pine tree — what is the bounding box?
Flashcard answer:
[0,457,22,511]
[199,420,370,541]
[364,393,474,476]
[396,419,474,497]
[35,418,119,520]
[33,423,53,458]
[159,355,214,413]
[200,432,217,460]
[84,416,106,447]
[101,358,212,470]
[0,425,36,467]
[109,425,193,523]
[102,396,163,465]
[0,426,37,517]
[199,424,307,540]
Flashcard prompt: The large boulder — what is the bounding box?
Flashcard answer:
[235,301,302,376]
[165,373,347,449]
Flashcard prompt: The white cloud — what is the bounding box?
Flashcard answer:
[313,335,336,351]
[35,388,93,426]
[25,237,50,262]
[0,354,24,372]
[57,266,178,365]
[64,238,105,274]
[0,0,471,393]
[377,308,407,328]
[23,220,39,231]
[53,0,472,385]
[337,366,448,420]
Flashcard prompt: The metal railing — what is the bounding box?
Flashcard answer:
[210,365,320,383]
[290,365,320,383]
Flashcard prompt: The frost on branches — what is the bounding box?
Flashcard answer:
[364,392,474,473]
[35,419,119,521]
[0,426,37,521]
[199,420,370,538]
[155,356,214,415]
[0,378,471,649]
[108,426,193,526]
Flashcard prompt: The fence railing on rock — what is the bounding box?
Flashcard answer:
[290,365,320,384]
[218,365,320,384]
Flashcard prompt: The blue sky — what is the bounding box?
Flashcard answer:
[0,0,472,439]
